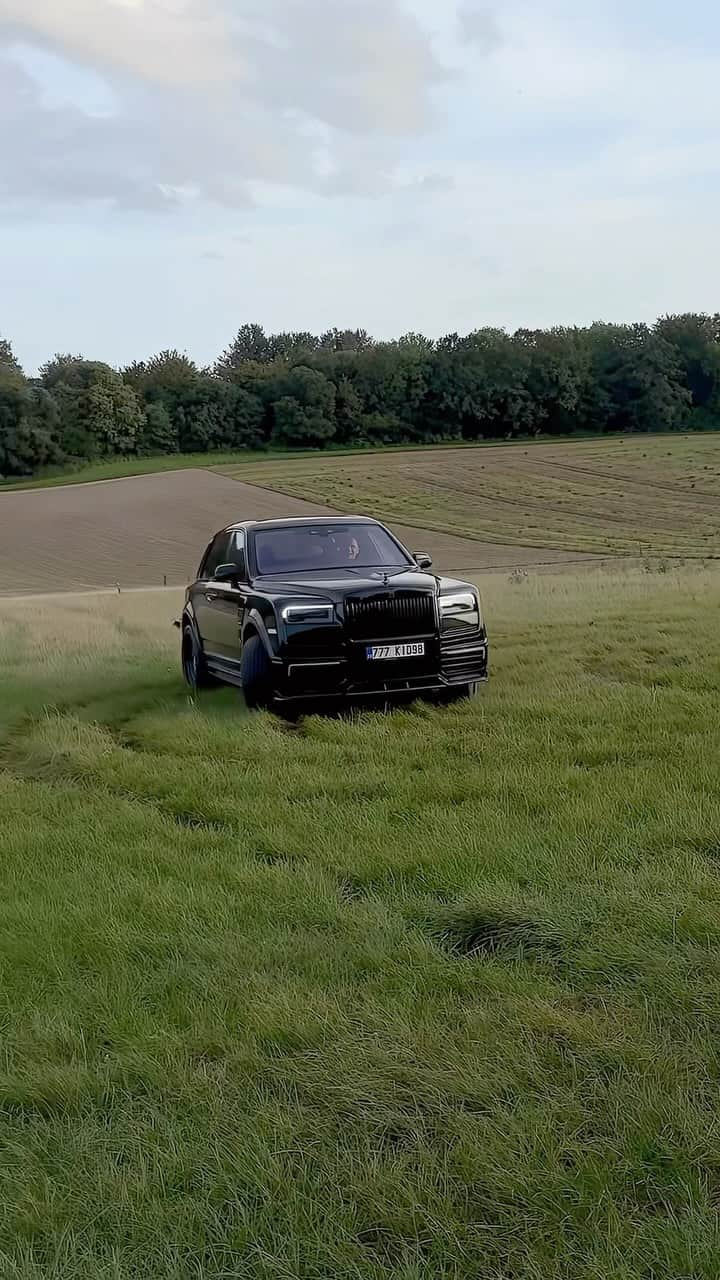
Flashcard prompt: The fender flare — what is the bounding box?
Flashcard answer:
[181,603,199,637]
[243,608,277,660]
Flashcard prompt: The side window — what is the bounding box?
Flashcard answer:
[229,530,247,581]
[200,533,230,579]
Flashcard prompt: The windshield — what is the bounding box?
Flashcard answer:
[253,524,412,575]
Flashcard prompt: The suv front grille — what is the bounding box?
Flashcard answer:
[345,592,436,640]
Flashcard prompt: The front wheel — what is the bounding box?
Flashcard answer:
[241,635,272,709]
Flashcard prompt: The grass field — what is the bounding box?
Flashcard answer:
[223,433,720,558]
[1,567,720,1277]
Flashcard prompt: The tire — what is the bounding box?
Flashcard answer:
[182,624,218,691]
[241,634,272,709]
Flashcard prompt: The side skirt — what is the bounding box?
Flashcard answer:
[205,655,244,689]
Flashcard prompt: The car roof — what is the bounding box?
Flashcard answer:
[224,516,379,534]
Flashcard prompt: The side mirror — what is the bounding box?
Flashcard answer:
[214,562,243,583]
[415,553,433,570]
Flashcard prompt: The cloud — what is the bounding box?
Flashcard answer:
[6,0,720,376]
[458,3,501,52]
[0,54,265,211]
[0,0,446,212]
[416,174,455,193]
[0,0,236,89]
[251,0,445,136]
[475,6,720,130]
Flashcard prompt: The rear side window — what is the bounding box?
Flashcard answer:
[200,533,230,579]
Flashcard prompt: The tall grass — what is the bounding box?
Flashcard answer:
[0,568,719,1277]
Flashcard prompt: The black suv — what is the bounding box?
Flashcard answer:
[180,517,488,708]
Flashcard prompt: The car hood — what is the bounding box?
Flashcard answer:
[252,568,471,597]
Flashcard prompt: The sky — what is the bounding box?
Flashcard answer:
[1,0,720,372]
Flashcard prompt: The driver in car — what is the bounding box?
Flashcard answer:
[327,530,362,565]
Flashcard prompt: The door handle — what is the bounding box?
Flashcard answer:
[205,589,245,605]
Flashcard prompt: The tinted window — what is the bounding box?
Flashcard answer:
[201,533,231,579]
[254,524,411,575]
[228,531,247,580]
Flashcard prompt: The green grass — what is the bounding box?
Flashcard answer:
[1,570,720,1277]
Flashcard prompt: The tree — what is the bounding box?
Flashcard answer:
[173,380,264,452]
[428,329,532,440]
[137,402,179,455]
[4,312,720,479]
[397,332,435,353]
[215,324,273,373]
[619,334,691,433]
[578,324,690,434]
[355,411,405,444]
[0,336,22,374]
[47,361,145,457]
[123,350,202,451]
[654,314,720,411]
[268,331,320,363]
[514,328,585,434]
[351,343,430,438]
[272,367,336,446]
[38,353,86,388]
[319,328,374,354]
[0,370,62,477]
[334,377,364,443]
[123,350,201,401]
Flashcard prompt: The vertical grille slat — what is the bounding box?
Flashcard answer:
[345,592,435,640]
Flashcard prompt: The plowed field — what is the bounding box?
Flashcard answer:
[222,434,720,559]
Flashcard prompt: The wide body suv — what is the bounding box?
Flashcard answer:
[180,517,489,708]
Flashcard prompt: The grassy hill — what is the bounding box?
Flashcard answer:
[1,567,719,1277]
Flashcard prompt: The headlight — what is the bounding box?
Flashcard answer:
[280,600,336,625]
[440,590,480,633]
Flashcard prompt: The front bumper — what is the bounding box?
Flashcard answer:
[273,631,489,702]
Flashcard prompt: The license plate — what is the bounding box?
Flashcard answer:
[366,643,426,661]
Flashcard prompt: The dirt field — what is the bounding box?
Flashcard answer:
[0,471,332,595]
[0,465,596,596]
[222,434,720,558]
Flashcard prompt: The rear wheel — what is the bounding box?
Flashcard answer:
[182,625,217,691]
[241,634,272,709]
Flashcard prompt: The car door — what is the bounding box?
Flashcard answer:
[210,530,249,663]
[191,531,233,657]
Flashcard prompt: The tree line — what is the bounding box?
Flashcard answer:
[1,315,719,478]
